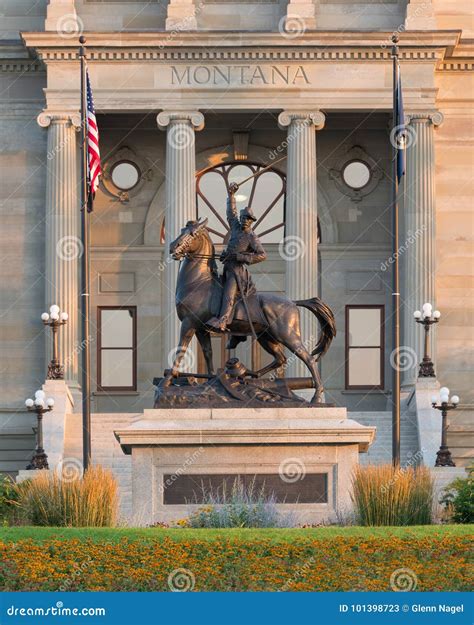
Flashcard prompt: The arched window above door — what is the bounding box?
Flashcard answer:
[196,162,285,244]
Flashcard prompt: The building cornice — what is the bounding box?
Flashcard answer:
[21,30,461,63]
[0,60,42,72]
[437,60,474,72]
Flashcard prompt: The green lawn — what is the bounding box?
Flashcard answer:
[1,524,472,543]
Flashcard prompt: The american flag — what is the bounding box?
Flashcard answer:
[86,69,101,210]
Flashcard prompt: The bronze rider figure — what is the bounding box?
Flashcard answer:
[206,182,266,332]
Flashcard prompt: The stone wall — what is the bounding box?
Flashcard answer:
[0,56,48,471]
[435,56,474,413]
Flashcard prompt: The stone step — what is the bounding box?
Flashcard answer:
[352,411,420,467]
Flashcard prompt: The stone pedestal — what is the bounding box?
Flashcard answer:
[414,377,441,467]
[278,111,325,377]
[402,112,443,386]
[16,469,52,484]
[41,380,74,470]
[431,466,467,506]
[115,407,375,526]
[157,111,204,366]
[37,112,81,392]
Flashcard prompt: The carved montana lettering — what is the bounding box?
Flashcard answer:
[171,64,310,86]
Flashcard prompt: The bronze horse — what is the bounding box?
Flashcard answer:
[167,218,336,402]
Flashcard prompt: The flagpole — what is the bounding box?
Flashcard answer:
[391,34,401,468]
[79,35,92,471]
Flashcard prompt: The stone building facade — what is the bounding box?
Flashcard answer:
[0,0,473,474]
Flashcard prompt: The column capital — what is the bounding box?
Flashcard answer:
[278,110,326,131]
[37,111,81,130]
[157,110,204,132]
[405,111,444,128]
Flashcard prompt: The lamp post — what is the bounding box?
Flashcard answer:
[25,390,55,470]
[41,305,68,380]
[431,387,459,467]
[413,303,440,377]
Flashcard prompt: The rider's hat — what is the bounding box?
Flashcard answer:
[239,206,257,222]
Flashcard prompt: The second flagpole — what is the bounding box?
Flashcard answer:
[79,35,92,471]
[391,34,401,468]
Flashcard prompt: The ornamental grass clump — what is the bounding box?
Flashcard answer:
[351,464,434,526]
[185,477,296,528]
[16,465,118,527]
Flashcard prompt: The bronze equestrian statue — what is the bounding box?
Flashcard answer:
[166,189,336,403]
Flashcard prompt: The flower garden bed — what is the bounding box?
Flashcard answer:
[1,526,472,592]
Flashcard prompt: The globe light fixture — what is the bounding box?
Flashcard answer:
[414,303,440,377]
[41,304,68,379]
[431,388,459,467]
[25,389,54,470]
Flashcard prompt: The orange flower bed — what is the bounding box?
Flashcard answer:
[0,534,472,592]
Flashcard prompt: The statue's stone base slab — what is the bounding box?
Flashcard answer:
[115,407,375,526]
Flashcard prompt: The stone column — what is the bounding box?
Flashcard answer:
[166,0,198,30]
[37,112,81,390]
[157,111,204,365]
[278,111,325,377]
[402,111,444,385]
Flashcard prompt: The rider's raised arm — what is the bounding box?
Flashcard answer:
[227,184,239,227]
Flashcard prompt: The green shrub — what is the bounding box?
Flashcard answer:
[183,477,296,528]
[16,465,118,527]
[441,470,473,524]
[351,464,434,526]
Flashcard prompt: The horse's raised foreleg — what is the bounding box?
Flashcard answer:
[196,329,214,376]
[163,317,196,386]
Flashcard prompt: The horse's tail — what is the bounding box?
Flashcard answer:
[295,297,336,361]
